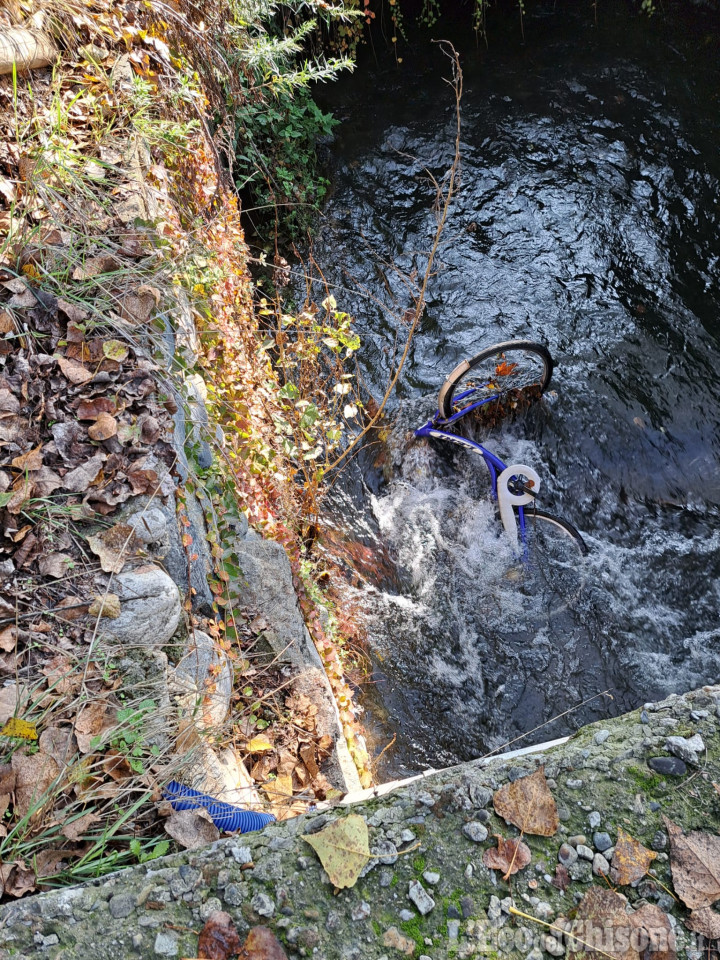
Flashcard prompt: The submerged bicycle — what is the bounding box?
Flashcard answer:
[415,340,588,567]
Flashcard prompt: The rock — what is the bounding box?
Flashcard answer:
[543,933,565,956]
[101,565,181,647]
[399,909,414,922]
[108,894,135,919]
[566,779,583,789]
[251,892,275,918]
[576,845,594,861]
[408,880,435,916]
[462,821,488,843]
[447,905,460,919]
[174,630,232,728]
[447,919,460,939]
[460,895,474,919]
[648,756,687,776]
[592,853,610,876]
[665,734,705,765]
[593,730,610,745]
[593,832,613,852]
[154,931,179,956]
[568,860,593,883]
[588,811,601,829]
[383,927,415,955]
[650,830,668,852]
[468,784,493,808]
[527,949,545,960]
[423,871,440,886]
[558,844,578,866]
[567,835,586,847]
[535,902,554,921]
[640,710,650,723]
[351,902,371,921]
[126,506,168,544]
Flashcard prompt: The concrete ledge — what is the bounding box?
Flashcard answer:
[2,686,719,959]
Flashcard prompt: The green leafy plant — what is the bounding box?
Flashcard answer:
[109,699,159,775]
[130,837,171,863]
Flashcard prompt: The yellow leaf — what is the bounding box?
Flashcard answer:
[1,717,38,741]
[88,594,121,619]
[246,735,273,753]
[102,340,129,362]
[302,814,370,889]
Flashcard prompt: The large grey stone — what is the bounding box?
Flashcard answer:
[101,565,181,647]
[174,631,232,729]
[232,539,322,672]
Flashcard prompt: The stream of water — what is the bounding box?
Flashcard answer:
[307,3,720,778]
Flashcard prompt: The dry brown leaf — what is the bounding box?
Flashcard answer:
[61,811,101,841]
[197,910,241,959]
[102,749,133,781]
[32,466,62,496]
[72,254,119,280]
[0,763,15,795]
[0,860,36,898]
[38,726,77,762]
[0,388,19,417]
[664,816,720,911]
[11,751,60,820]
[57,298,89,323]
[86,523,140,573]
[551,863,570,892]
[38,552,74,579]
[685,907,720,941]
[0,626,16,652]
[56,355,93,384]
[610,827,657,886]
[87,412,118,440]
[164,809,220,850]
[75,701,109,754]
[238,926,289,960]
[127,469,160,495]
[88,593,121,618]
[568,886,676,960]
[62,454,105,493]
[482,835,532,880]
[0,311,14,335]
[493,766,558,837]
[120,290,156,323]
[11,446,43,471]
[76,397,117,420]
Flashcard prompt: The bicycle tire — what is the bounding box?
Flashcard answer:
[524,508,588,556]
[438,340,554,422]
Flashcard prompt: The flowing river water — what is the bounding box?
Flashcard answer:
[305,3,720,778]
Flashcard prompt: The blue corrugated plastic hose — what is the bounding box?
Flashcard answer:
[163,780,276,833]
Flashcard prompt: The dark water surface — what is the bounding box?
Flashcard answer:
[308,4,720,777]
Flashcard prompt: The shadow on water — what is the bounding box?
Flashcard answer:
[306,2,720,777]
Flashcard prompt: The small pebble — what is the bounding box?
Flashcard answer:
[527,949,544,960]
[399,909,414,922]
[447,919,460,940]
[558,843,578,866]
[650,830,668,852]
[423,871,441,886]
[576,844,594,861]
[649,802,661,812]
[154,932,179,957]
[593,832,613,852]
[460,896,474,919]
[588,811,601,829]
[568,835,586,847]
[352,902,371,922]
[463,821,488,843]
[543,933,565,957]
[593,730,610,745]
[568,860,593,883]
[640,710,650,723]
[399,829,416,844]
[464,864,473,879]
[648,756,687,777]
[593,853,610,877]
[408,880,435,916]
[566,779,583,790]
[447,905,461,919]
[604,846,615,861]
[251,892,275,918]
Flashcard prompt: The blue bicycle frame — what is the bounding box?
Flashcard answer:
[414,386,530,547]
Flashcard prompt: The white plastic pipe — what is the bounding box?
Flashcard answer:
[497,463,541,552]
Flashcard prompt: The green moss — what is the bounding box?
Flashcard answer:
[400,914,427,949]
[412,855,426,875]
[626,764,663,793]
[390,874,399,888]
[371,920,381,937]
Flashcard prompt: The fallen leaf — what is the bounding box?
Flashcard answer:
[87,523,140,573]
[0,717,38,741]
[0,312,14,335]
[11,751,60,820]
[57,298,89,323]
[38,552,74,579]
[88,411,118,440]
[102,749,133,781]
[247,735,273,754]
[0,388,19,417]
[568,887,676,960]
[56,355,93,385]
[0,626,16,652]
[0,861,36,898]
[685,907,720,941]
[11,446,43,471]
[664,816,720,911]
[32,466,63,496]
[493,766,558,837]
[302,814,370,889]
[61,811,101,841]
[552,863,570,893]
[610,827,657,886]
[74,701,109,753]
[120,290,156,323]
[164,809,220,850]
[88,593,121,618]
[76,397,117,420]
[102,339,129,362]
[62,454,105,493]
[197,910,241,959]
[0,764,15,794]
[238,926,289,960]
[482,835,532,880]
[72,254,119,280]
[127,468,159,494]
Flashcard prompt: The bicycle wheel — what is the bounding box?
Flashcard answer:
[520,508,588,614]
[438,340,553,423]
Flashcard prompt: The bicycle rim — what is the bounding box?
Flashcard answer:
[519,508,588,615]
[438,340,553,423]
